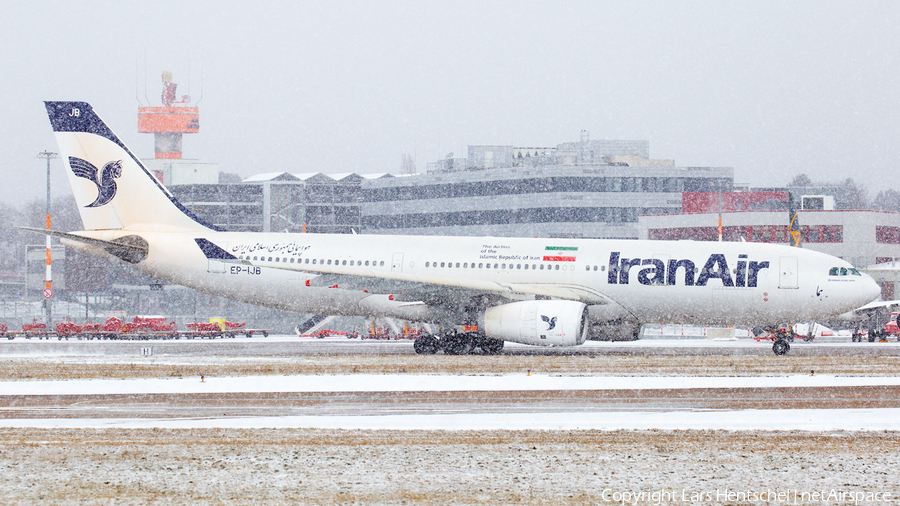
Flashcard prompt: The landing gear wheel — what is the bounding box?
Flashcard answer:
[773,340,790,356]
[479,338,504,355]
[442,333,474,355]
[413,335,439,355]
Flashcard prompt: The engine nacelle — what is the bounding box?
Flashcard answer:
[480,300,589,346]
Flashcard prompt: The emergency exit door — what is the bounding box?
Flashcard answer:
[391,252,404,272]
[779,256,798,289]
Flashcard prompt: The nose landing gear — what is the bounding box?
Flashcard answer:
[772,328,792,355]
[772,338,791,356]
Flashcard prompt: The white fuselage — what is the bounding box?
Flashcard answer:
[65,229,882,327]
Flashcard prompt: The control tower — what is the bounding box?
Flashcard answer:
[138,71,199,159]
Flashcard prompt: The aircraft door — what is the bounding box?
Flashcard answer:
[391,252,404,272]
[779,256,798,289]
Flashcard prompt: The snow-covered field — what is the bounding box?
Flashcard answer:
[0,428,897,505]
[2,373,900,432]
[1,342,899,503]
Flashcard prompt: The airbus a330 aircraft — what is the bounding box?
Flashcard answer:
[31,101,880,355]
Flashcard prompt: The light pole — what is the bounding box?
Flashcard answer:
[36,150,57,326]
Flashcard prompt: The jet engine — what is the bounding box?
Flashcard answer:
[480,300,589,346]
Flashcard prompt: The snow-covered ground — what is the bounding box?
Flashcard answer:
[2,342,899,503]
[5,408,894,432]
[5,371,900,396]
[2,373,899,431]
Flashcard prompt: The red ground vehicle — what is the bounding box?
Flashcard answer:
[124,316,177,332]
[55,321,101,339]
[884,312,899,336]
[186,321,222,333]
[22,319,48,337]
[185,320,261,338]
[102,317,124,333]
[3,316,267,340]
[224,321,246,330]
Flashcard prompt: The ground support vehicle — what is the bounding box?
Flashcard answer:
[2,317,270,340]
[2,320,55,340]
[880,312,900,342]
[299,329,354,339]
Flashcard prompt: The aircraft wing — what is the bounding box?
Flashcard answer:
[276,263,615,305]
[854,299,900,313]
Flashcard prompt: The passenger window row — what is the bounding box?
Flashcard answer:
[423,261,571,271]
[241,255,385,267]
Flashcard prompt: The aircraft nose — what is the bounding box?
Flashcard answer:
[862,275,882,304]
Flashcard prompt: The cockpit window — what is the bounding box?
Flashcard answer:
[830,267,861,276]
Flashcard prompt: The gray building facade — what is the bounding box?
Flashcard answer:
[167,135,732,240]
[361,164,730,239]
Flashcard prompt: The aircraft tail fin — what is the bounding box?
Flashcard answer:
[44,101,221,232]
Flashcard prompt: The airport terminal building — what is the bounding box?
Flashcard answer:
[167,133,733,240]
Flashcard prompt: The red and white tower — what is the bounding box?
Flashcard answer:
[138,71,199,159]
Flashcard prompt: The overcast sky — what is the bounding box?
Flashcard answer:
[2,1,899,205]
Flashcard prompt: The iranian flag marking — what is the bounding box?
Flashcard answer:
[544,246,577,262]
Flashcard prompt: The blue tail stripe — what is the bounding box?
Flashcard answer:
[195,238,237,260]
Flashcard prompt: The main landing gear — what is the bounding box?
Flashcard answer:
[413,332,504,355]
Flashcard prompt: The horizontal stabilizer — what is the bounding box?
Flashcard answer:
[17,227,148,264]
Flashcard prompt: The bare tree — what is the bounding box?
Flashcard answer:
[788,173,813,186]
[840,178,870,210]
[871,189,900,212]
[401,153,417,175]
[219,171,243,184]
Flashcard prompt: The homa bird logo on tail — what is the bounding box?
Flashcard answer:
[68,157,122,207]
[541,315,557,331]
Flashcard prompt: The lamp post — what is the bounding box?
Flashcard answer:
[36,150,57,326]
